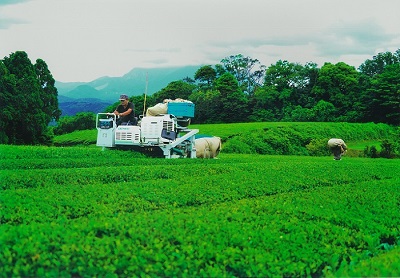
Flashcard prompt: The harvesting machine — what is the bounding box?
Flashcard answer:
[96,102,199,158]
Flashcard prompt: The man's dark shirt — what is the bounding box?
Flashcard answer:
[116,102,135,124]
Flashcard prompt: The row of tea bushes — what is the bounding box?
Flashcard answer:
[1,146,399,276]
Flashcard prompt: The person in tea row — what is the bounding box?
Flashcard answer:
[328,138,347,160]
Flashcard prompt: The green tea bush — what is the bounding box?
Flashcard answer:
[1,148,399,277]
[53,129,97,146]
[221,137,254,154]
[364,145,379,158]
[306,138,331,156]
[380,139,399,158]
[363,139,400,159]
[53,122,399,158]
[221,122,398,156]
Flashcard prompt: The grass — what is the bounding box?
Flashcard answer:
[349,140,383,151]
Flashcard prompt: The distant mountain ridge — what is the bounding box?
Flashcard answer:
[58,95,111,117]
[56,65,200,116]
[56,65,200,101]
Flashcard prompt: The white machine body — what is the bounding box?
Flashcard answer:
[96,117,116,147]
[96,112,198,158]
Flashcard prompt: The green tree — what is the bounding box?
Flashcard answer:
[2,51,57,144]
[189,89,222,123]
[0,61,15,143]
[214,73,248,123]
[264,60,308,92]
[312,62,361,121]
[248,86,281,121]
[358,49,400,77]
[253,60,319,121]
[358,50,400,124]
[367,63,400,125]
[220,54,265,96]
[263,60,302,111]
[151,80,196,103]
[289,105,313,122]
[35,59,61,122]
[194,65,217,90]
[311,100,336,122]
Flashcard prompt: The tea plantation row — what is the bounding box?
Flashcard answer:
[53,122,400,157]
[0,144,399,277]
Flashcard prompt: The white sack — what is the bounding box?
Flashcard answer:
[195,137,221,158]
[327,138,345,148]
[146,103,168,116]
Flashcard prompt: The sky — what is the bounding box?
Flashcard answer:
[1,0,399,82]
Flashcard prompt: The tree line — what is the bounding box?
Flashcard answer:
[138,51,399,126]
[1,50,399,144]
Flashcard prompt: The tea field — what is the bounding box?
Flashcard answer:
[0,144,399,277]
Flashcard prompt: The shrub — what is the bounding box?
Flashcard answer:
[53,112,96,135]
[306,138,331,156]
[364,145,379,158]
[380,139,399,159]
[220,137,253,154]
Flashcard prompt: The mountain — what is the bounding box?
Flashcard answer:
[58,96,111,117]
[56,65,200,101]
[55,65,200,116]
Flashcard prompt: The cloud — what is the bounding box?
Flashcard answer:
[314,20,397,57]
[0,0,30,29]
[123,48,181,54]
[0,17,26,29]
[0,0,31,6]
[143,58,170,65]
[1,0,400,81]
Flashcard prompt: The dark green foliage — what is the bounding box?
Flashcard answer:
[214,72,248,123]
[189,90,222,123]
[194,65,217,90]
[364,139,400,159]
[151,80,196,103]
[262,60,318,111]
[52,112,96,135]
[358,49,400,77]
[0,51,59,144]
[187,50,399,125]
[364,145,379,158]
[310,100,336,122]
[0,61,13,143]
[35,59,61,121]
[379,140,397,158]
[367,64,400,125]
[312,62,361,121]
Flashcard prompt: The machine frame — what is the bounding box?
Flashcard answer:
[96,113,198,158]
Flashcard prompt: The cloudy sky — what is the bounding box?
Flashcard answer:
[1,0,399,82]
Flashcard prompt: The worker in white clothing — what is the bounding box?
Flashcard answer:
[327,138,347,160]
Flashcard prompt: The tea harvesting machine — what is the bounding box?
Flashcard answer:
[96,102,199,158]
